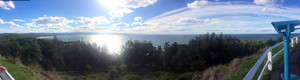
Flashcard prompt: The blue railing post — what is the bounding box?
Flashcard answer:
[283,36,290,80]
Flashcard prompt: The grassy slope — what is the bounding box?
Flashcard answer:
[0,58,193,80]
[226,44,286,80]
[57,66,195,80]
[0,60,37,80]
[225,55,260,80]
[57,71,108,80]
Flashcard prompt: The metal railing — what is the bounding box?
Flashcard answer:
[0,70,14,80]
[244,36,298,80]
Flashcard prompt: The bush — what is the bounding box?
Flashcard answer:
[156,71,177,80]
[121,74,143,80]
[175,72,194,80]
[0,35,42,65]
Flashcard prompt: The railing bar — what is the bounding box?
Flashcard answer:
[272,48,284,59]
[244,36,297,80]
[258,61,270,80]
[244,42,283,80]
[4,70,14,80]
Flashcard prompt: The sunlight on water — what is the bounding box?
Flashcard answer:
[90,35,123,54]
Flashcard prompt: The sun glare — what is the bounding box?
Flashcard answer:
[98,0,126,10]
[91,35,122,54]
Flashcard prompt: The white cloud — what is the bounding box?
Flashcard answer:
[150,7,188,20]
[0,19,4,24]
[7,1,14,9]
[13,19,25,22]
[30,16,74,27]
[113,22,129,27]
[187,0,209,9]
[106,0,158,18]
[210,18,220,24]
[5,21,20,27]
[47,27,60,29]
[254,0,277,6]
[124,0,158,8]
[0,1,15,10]
[261,7,268,12]
[139,2,300,34]
[108,8,133,18]
[253,0,285,12]
[131,22,150,26]
[0,19,21,28]
[134,17,142,21]
[77,25,93,29]
[175,17,203,24]
[76,16,110,25]
[43,27,72,33]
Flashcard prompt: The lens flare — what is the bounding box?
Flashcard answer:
[91,35,122,54]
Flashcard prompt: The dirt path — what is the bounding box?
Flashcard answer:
[268,44,300,80]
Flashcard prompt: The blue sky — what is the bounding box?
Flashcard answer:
[0,0,300,34]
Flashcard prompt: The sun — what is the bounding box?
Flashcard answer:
[91,35,123,54]
[98,0,126,10]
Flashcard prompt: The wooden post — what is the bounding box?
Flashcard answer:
[291,39,294,47]
[296,37,298,44]
[268,51,272,71]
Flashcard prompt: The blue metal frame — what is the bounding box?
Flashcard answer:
[284,25,291,80]
[272,20,300,80]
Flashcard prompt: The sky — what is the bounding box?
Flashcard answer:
[0,0,300,34]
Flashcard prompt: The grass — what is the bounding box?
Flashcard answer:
[272,44,284,56]
[57,66,195,80]
[0,60,37,80]
[0,59,193,80]
[57,71,109,80]
[225,55,260,80]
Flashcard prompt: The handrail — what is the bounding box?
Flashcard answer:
[272,48,284,59]
[244,41,284,80]
[244,36,298,80]
[257,61,270,79]
[0,70,14,80]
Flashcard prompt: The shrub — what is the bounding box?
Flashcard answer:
[121,74,142,80]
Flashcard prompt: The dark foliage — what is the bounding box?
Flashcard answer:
[0,35,42,65]
[0,35,110,71]
[37,37,111,71]
[0,33,278,74]
[121,33,266,72]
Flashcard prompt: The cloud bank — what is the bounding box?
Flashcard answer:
[0,1,15,10]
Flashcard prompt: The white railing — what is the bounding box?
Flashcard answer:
[0,70,14,80]
[244,36,298,80]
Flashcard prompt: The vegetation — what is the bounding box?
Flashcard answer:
[0,59,36,80]
[121,33,266,73]
[0,33,283,79]
[38,36,111,71]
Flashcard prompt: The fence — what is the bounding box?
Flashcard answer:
[0,70,14,80]
[244,36,298,80]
